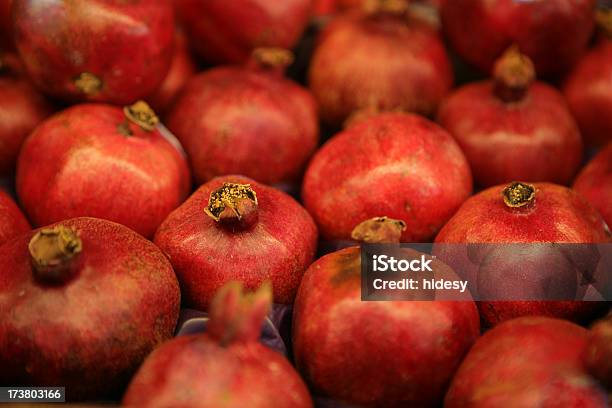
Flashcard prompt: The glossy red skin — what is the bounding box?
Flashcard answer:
[302,112,472,242]
[0,0,12,50]
[148,30,197,115]
[435,183,611,326]
[292,246,480,407]
[12,0,174,104]
[437,81,582,187]
[123,334,313,408]
[174,0,311,64]
[440,0,595,77]
[0,217,181,400]
[585,316,612,389]
[0,189,29,245]
[564,41,612,147]
[574,143,612,229]
[446,317,608,407]
[16,104,190,238]
[154,175,318,310]
[309,11,452,126]
[0,75,53,175]
[166,67,318,186]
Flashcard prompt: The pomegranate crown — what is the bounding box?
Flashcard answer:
[351,216,406,244]
[207,281,272,346]
[124,100,159,131]
[596,9,612,38]
[73,72,103,96]
[502,181,536,209]
[363,0,410,15]
[493,46,535,102]
[28,225,82,283]
[251,47,294,70]
[204,182,259,230]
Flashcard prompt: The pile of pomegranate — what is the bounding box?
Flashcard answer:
[0,0,610,406]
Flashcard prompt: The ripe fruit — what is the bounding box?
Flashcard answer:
[0,217,181,400]
[293,217,480,407]
[573,143,612,229]
[123,282,313,408]
[174,0,312,64]
[445,317,608,407]
[564,12,612,147]
[302,112,472,242]
[437,47,582,187]
[0,59,53,175]
[154,175,318,310]
[148,30,197,115]
[166,48,318,186]
[0,189,29,245]
[435,181,610,326]
[16,102,190,238]
[585,314,612,389]
[12,0,174,104]
[309,2,453,126]
[440,0,596,77]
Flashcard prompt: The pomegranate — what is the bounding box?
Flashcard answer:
[123,282,313,408]
[435,181,611,326]
[0,0,12,50]
[445,317,608,407]
[440,0,596,77]
[174,0,312,64]
[309,1,452,126]
[437,47,583,187]
[0,217,181,400]
[574,143,612,229]
[16,102,190,238]
[12,0,174,104]
[154,175,317,310]
[585,314,612,389]
[302,112,472,242]
[166,48,318,186]
[292,217,480,407]
[563,11,612,147]
[148,30,197,115]
[0,189,29,245]
[0,57,53,176]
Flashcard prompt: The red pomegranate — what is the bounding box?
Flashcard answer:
[440,0,596,77]
[0,59,53,176]
[0,217,181,400]
[435,181,611,326]
[148,30,197,115]
[0,189,29,245]
[12,0,174,104]
[574,143,612,229]
[166,48,318,186]
[302,112,472,242]
[585,314,612,389]
[564,12,612,147]
[154,175,318,310]
[309,1,452,126]
[16,102,190,238]
[445,317,608,407]
[123,282,313,408]
[437,47,582,187]
[292,217,480,407]
[0,0,12,50]
[174,0,312,64]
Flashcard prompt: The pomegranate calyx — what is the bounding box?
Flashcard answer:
[596,9,612,38]
[73,72,103,96]
[502,181,536,209]
[351,216,406,243]
[493,46,535,103]
[28,226,82,283]
[204,183,259,230]
[363,0,410,15]
[124,100,159,132]
[251,47,294,71]
[207,281,272,346]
